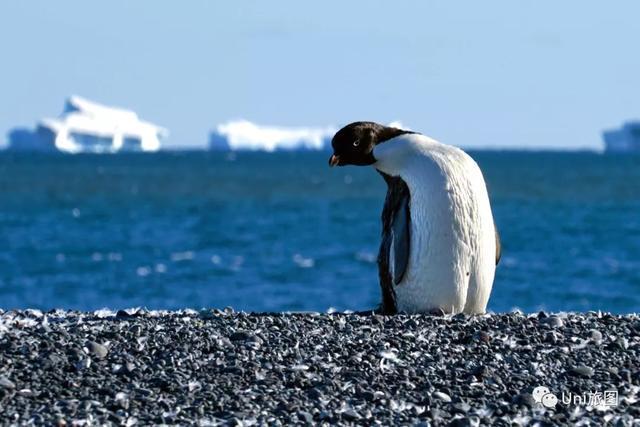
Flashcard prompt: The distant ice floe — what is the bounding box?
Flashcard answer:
[6,95,168,153]
[209,120,336,151]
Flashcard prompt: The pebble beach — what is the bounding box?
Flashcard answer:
[1,309,639,426]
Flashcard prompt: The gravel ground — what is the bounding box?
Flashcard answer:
[1,309,639,426]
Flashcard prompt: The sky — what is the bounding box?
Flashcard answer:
[0,1,639,150]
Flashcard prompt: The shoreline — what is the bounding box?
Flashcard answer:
[1,309,639,425]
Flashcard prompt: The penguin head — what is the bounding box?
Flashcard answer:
[329,121,414,167]
[328,122,383,167]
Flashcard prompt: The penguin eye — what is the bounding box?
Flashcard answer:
[352,139,360,147]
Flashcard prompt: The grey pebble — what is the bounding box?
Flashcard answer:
[86,341,109,359]
[298,410,314,424]
[570,365,595,378]
[588,329,603,342]
[342,409,361,420]
[0,376,16,389]
[540,316,563,328]
[433,391,452,402]
[452,401,471,413]
[229,331,253,341]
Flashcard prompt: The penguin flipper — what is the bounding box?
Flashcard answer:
[495,223,501,266]
[377,173,411,314]
[391,192,410,285]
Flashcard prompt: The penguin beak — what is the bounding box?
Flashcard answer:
[328,154,340,167]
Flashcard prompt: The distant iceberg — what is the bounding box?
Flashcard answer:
[603,121,640,153]
[209,120,336,151]
[6,96,168,153]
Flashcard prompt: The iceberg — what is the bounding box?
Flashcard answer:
[6,96,168,153]
[209,120,336,151]
[602,121,640,153]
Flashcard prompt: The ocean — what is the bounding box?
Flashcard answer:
[0,151,638,314]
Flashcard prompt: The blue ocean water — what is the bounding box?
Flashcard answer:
[0,151,639,313]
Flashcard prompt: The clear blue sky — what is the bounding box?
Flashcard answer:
[1,1,639,149]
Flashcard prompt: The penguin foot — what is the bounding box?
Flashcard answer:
[373,304,397,316]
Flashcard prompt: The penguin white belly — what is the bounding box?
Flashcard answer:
[374,134,496,314]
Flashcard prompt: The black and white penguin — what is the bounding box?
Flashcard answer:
[329,122,500,314]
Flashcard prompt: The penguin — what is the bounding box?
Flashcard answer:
[329,122,500,314]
